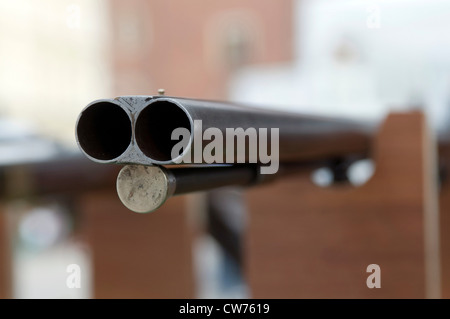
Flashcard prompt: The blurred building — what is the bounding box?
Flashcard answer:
[108,0,294,99]
[230,0,450,133]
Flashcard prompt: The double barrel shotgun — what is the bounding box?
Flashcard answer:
[75,95,376,214]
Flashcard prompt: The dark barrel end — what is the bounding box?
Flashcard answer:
[135,99,192,163]
[76,100,132,162]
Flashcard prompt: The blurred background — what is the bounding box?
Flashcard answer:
[0,0,450,298]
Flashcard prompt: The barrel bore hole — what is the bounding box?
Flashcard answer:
[135,100,192,162]
[76,101,132,161]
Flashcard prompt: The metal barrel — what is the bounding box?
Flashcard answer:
[75,96,376,167]
[134,97,375,165]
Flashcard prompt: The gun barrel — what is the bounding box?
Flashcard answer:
[76,96,375,166]
[76,95,378,213]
